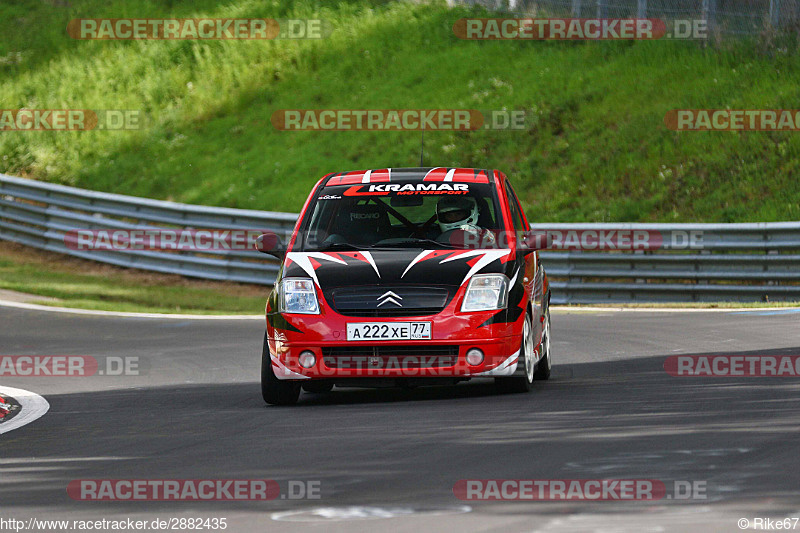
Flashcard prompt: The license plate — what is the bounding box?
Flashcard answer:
[346,322,431,341]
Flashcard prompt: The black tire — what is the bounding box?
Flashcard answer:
[261,333,301,406]
[495,311,535,394]
[534,308,552,381]
[302,381,334,394]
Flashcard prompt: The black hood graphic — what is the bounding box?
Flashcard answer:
[282,249,514,290]
[282,248,516,317]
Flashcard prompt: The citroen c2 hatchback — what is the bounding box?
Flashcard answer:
[256,167,551,405]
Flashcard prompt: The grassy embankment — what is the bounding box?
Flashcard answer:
[1,0,799,311]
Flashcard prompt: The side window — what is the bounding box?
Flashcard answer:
[504,182,527,232]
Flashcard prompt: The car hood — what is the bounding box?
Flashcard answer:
[283,248,514,290]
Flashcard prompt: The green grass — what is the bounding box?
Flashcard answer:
[1,0,800,222]
[0,242,268,314]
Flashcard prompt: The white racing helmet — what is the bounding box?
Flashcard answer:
[436,196,480,233]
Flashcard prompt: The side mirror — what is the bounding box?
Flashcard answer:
[255,232,286,259]
[517,230,552,253]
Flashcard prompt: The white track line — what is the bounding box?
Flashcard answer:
[0,297,797,320]
[0,386,49,435]
[0,299,263,320]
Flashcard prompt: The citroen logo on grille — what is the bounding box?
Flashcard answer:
[377,290,403,307]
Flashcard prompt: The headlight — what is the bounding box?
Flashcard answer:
[279,278,320,314]
[461,274,509,312]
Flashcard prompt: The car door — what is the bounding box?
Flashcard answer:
[503,179,544,356]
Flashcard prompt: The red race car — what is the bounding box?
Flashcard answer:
[256,167,551,405]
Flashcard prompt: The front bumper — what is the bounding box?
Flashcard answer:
[267,309,524,381]
[269,338,521,380]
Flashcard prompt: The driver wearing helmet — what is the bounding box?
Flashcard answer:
[436,196,496,248]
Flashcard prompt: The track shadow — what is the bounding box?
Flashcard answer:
[2,346,800,516]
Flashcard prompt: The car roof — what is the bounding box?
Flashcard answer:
[323,167,496,186]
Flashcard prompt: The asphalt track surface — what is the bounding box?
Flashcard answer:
[2,305,800,532]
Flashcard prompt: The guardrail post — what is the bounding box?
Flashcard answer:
[702,0,717,33]
[634,250,644,285]
[765,228,777,255]
[770,0,782,27]
[637,0,647,18]
[597,0,607,18]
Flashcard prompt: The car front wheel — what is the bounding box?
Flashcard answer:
[495,311,535,393]
[261,333,301,406]
[534,308,551,380]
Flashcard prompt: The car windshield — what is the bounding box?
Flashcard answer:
[298,181,506,251]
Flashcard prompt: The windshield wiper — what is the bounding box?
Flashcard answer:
[370,239,458,249]
[315,242,363,252]
[317,239,458,251]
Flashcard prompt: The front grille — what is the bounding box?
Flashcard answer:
[337,307,443,318]
[322,345,459,369]
[329,287,449,317]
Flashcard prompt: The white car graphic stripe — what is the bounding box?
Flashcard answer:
[439,249,512,285]
[270,351,310,380]
[360,251,381,278]
[473,350,520,377]
[362,169,372,183]
[508,267,519,290]
[423,167,445,180]
[286,252,347,286]
[443,168,456,182]
[401,249,435,278]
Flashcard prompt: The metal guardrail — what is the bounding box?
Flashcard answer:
[0,174,295,285]
[538,222,800,303]
[2,174,799,303]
